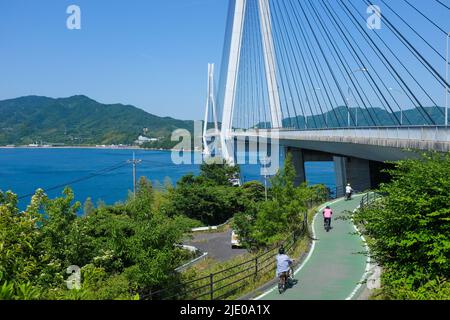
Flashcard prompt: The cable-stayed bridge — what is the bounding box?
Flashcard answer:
[204,0,450,192]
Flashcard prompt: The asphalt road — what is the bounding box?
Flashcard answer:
[185,229,248,263]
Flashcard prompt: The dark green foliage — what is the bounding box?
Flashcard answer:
[0,95,193,146]
[353,152,450,299]
[164,163,243,225]
[199,162,240,186]
[0,177,194,300]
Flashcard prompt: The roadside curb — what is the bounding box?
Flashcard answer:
[191,219,231,232]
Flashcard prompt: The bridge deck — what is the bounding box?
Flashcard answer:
[257,195,367,300]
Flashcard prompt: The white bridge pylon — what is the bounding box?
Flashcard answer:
[203,63,220,157]
[203,0,282,164]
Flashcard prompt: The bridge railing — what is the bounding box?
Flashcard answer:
[233,126,450,143]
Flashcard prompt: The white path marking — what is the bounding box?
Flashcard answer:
[345,203,372,300]
[254,197,343,300]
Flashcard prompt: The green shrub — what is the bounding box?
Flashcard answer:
[353,152,450,300]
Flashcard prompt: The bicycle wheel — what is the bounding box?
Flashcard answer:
[278,281,284,294]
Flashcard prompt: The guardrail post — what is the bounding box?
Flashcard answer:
[255,257,259,277]
[210,273,214,300]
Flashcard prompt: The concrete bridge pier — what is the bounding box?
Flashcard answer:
[289,148,306,186]
[286,147,385,196]
[333,156,371,196]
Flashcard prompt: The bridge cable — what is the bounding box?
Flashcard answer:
[339,0,436,125]
[301,0,359,128]
[282,0,328,129]
[435,0,450,11]
[288,3,335,127]
[402,0,449,35]
[275,2,318,129]
[328,0,431,125]
[289,0,356,127]
[299,0,376,126]
[380,0,447,62]
[343,0,435,124]
[331,0,412,125]
[270,0,301,129]
[273,2,319,129]
[317,0,406,126]
[319,0,410,126]
[309,0,385,127]
[281,0,346,128]
[279,1,328,128]
[355,0,445,120]
[365,0,450,89]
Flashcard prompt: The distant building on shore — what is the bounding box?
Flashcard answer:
[135,135,159,145]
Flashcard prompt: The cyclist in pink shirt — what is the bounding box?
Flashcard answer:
[323,206,333,231]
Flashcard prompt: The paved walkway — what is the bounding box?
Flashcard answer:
[257,195,368,300]
[185,229,247,263]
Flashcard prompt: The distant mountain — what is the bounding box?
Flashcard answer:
[257,105,447,129]
[0,95,194,146]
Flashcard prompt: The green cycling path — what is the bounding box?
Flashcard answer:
[257,194,367,300]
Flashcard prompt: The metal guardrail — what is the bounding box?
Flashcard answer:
[140,186,348,301]
[360,192,384,208]
[141,220,305,301]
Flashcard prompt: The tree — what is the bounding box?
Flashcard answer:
[0,184,196,300]
[165,175,239,225]
[199,162,240,186]
[353,152,450,299]
[83,198,95,216]
[0,190,43,285]
[232,181,266,250]
[164,164,244,225]
[234,153,328,248]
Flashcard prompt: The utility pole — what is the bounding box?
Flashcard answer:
[261,156,269,201]
[127,152,142,197]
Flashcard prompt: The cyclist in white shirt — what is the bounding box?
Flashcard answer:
[345,183,354,200]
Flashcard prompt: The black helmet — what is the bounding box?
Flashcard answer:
[279,247,285,255]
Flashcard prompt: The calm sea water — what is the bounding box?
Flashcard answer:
[0,148,335,210]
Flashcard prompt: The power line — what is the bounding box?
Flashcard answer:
[18,161,128,200]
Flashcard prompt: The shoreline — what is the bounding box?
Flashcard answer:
[0,146,201,152]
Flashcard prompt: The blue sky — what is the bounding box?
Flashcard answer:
[0,0,229,120]
[0,0,448,121]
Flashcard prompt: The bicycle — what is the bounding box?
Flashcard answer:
[324,217,332,232]
[278,266,295,294]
